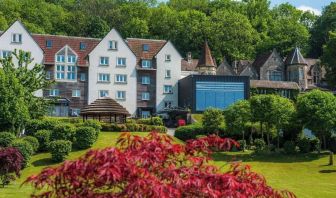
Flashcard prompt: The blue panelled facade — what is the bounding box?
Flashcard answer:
[178,75,249,113]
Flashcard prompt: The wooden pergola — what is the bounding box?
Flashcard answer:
[80,97,130,123]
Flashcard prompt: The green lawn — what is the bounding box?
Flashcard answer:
[192,114,203,123]
[213,151,336,198]
[2,132,336,198]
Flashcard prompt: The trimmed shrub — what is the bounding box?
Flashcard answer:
[22,136,39,153]
[101,123,166,133]
[34,130,51,152]
[25,119,60,136]
[175,124,204,141]
[202,108,225,133]
[0,132,16,148]
[283,141,297,154]
[49,140,72,162]
[76,120,102,137]
[51,123,76,142]
[75,127,97,149]
[237,140,246,151]
[137,117,164,126]
[298,137,311,153]
[253,139,266,152]
[11,139,34,167]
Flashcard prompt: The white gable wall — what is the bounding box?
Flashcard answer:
[88,29,137,116]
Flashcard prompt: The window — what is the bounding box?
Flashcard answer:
[109,40,118,50]
[142,92,150,100]
[268,71,282,81]
[98,73,110,82]
[80,73,86,81]
[299,68,304,80]
[115,74,127,83]
[2,51,11,58]
[56,65,65,79]
[116,91,126,100]
[99,90,109,98]
[143,44,149,51]
[56,55,65,63]
[67,55,76,63]
[72,89,81,97]
[313,71,320,84]
[164,101,172,108]
[117,57,126,67]
[165,54,171,61]
[67,66,76,80]
[142,76,150,84]
[46,40,53,48]
[100,57,109,65]
[70,109,81,116]
[165,70,171,78]
[49,89,59,96]
[141,111,151,118]
[11,33,22,43]
[141,60,152,68]
[80,42,86,50]
[164,85,173,94]
[46,71,52,80]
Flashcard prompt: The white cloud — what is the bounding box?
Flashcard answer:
[297,5,321,16]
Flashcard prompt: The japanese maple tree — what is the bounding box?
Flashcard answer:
[0,147,24,187]
[24,132,295,198]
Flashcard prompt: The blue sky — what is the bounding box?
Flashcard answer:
[270,0,333,15]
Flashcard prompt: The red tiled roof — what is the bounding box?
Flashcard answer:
[32,34,100,66]
[181,59,199,71]
[126,38,167,67]
[197,41,216,68]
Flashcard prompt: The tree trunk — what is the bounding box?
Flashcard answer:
[323,135,327,150]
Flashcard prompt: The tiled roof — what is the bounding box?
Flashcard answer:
[217,59,235,75]
[32,34,100,66]
[252,51,273,70]
[250,80,300,90]
[126,38,167,67]
[181,59,199,71]
[285,47,307,66]
[197,41,216,68]
[233,60,253,75]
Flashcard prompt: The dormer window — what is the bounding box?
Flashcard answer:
[67,55,76,63]
[56,55,65,63]
[46,40,53,48]
[12,33,22,43]
[109,40,118,50]
[80,42,86,50]
[141,60,152,68]
[143,44,149,51]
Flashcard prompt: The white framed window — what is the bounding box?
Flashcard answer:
[142,76,150,84]
[164,85,173,94]
[142,92,150,101]
[100,57,109,66]
[141,60,152,68]
[109,40,118,50]
[56,65,65,79]
[164,101,172,108]
[67,55,76,63]
[165,70,171,78]
[72,89,81,97]
[46,71,52,80]
[115,74,127,83]
[67,66,76,80]
[165,54,171,61]
[98,73,110,82]
[11,33,22,43]
[99,90,109,98]
[117,57,126,67]
[1,51,12,58]
[80,73,86,81]
[49,89,59,96]
[56,55,65,63]
[116,91,126,100]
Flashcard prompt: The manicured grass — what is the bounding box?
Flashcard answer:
[192,114,203,123]
[213,151,336,198]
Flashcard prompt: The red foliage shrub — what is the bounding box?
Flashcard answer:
[24,132,295,198]
[0,147,23,187]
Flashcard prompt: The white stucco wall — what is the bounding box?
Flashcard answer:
[88,29,137,116]
[0,21,44,96]
[155,41,182,111]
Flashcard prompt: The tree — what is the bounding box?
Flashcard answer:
[321,31,336,87]
[0,147,23,187]
[224,100,252,150]
[84,16,110,38]
[24,132,294,197]
[202,108,225,133]
[297,90,336,150]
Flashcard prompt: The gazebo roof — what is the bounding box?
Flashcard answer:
[80,97,130,116]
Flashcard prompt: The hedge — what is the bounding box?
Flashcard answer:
[75,127,97,149]
[22,136,39,153]
[33,130,51,152]
[297,137,311,153]
[25,118,60,136]
[51,123,76,142]
[49,140,72,162]
[174,124,204,141]
[11,139,34,167]
[0,132,16,148]
[253,139,266,152]
[283,141,297,154]
[76,120,101,139]
[136,117,164,126]
[101,123,167,133]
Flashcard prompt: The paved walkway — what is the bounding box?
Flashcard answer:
[167,128,176,136]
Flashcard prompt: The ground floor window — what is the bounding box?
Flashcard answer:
[48,104,69,117]
[70,108,80,117]
[141,111,151,118]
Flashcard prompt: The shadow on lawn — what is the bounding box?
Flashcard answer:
[32,158,58,167]
[213,151,327,163]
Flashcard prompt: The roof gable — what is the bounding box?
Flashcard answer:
[285,47,307,66]
[197,41,216,68]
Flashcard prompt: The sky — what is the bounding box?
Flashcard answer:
[270,0,334,15]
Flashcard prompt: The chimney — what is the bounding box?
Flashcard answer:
[187,52,192,63]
